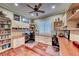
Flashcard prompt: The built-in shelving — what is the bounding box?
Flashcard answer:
[68,12,79,21]
[56,27,79,31]
[67,3,79,29]
[0,17,11,53]
[68,3,79,11]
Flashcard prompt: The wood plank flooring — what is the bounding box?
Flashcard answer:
[0,37,78,56]
[58,37,79,56]
[0,42,59,56]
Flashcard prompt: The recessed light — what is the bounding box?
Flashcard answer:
[14,3,18,6]
[52,5,55,9]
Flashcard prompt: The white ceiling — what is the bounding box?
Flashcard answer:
[0,3,71,19]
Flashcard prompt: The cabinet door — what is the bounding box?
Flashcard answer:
[12,37,25,48]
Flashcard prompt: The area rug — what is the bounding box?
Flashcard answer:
[25,41,38,48]
[34,42,48,51]
[46,46,60,56]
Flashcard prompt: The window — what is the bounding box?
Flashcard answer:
[44,20,51,35]
[37,20,52,36]
[21,16,29,23]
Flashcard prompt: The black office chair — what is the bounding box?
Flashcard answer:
[52,35,59,51]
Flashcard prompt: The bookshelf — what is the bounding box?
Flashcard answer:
[0,17,12,53]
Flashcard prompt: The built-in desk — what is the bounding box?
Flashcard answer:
[12,35,25,48]
[58,37,79,56]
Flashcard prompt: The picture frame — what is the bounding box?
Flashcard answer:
[14,14,20,21]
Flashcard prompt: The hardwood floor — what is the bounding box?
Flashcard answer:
[58,37,79,56]
[0,37,79,56]
[0,42,59,56]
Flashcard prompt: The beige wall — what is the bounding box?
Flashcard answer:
[35,13,66,45]
[35,13,65,35]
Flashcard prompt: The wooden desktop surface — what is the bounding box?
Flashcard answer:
[58,37,79,56]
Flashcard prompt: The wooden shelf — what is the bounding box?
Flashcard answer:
[0,33,11,35]
[68,12,79,21]
[67,3,79,21]
[0,16,12,53]
[0,38,11,40]
[67,28,79,30]
[0,17,11,22]
[68,3,79,11]
[0,47,11,53]
[0,24,10,25]
[0,42,11,46]
[0,28,11,30]
[56,27,79,31]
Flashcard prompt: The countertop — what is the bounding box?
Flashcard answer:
[58,37,79,56]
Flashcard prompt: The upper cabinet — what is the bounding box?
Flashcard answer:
[67,3,79,29]
[67,3,79,21]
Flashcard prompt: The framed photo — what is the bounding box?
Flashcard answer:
[14,14,20,21]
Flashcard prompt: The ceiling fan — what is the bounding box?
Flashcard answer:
[26,3,45,16]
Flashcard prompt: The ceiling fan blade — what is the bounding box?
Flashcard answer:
[28,11,35,13]
[37,3,42,9]
[37,10,45,13]
[36,13,38,16]
[26,4,34,9]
